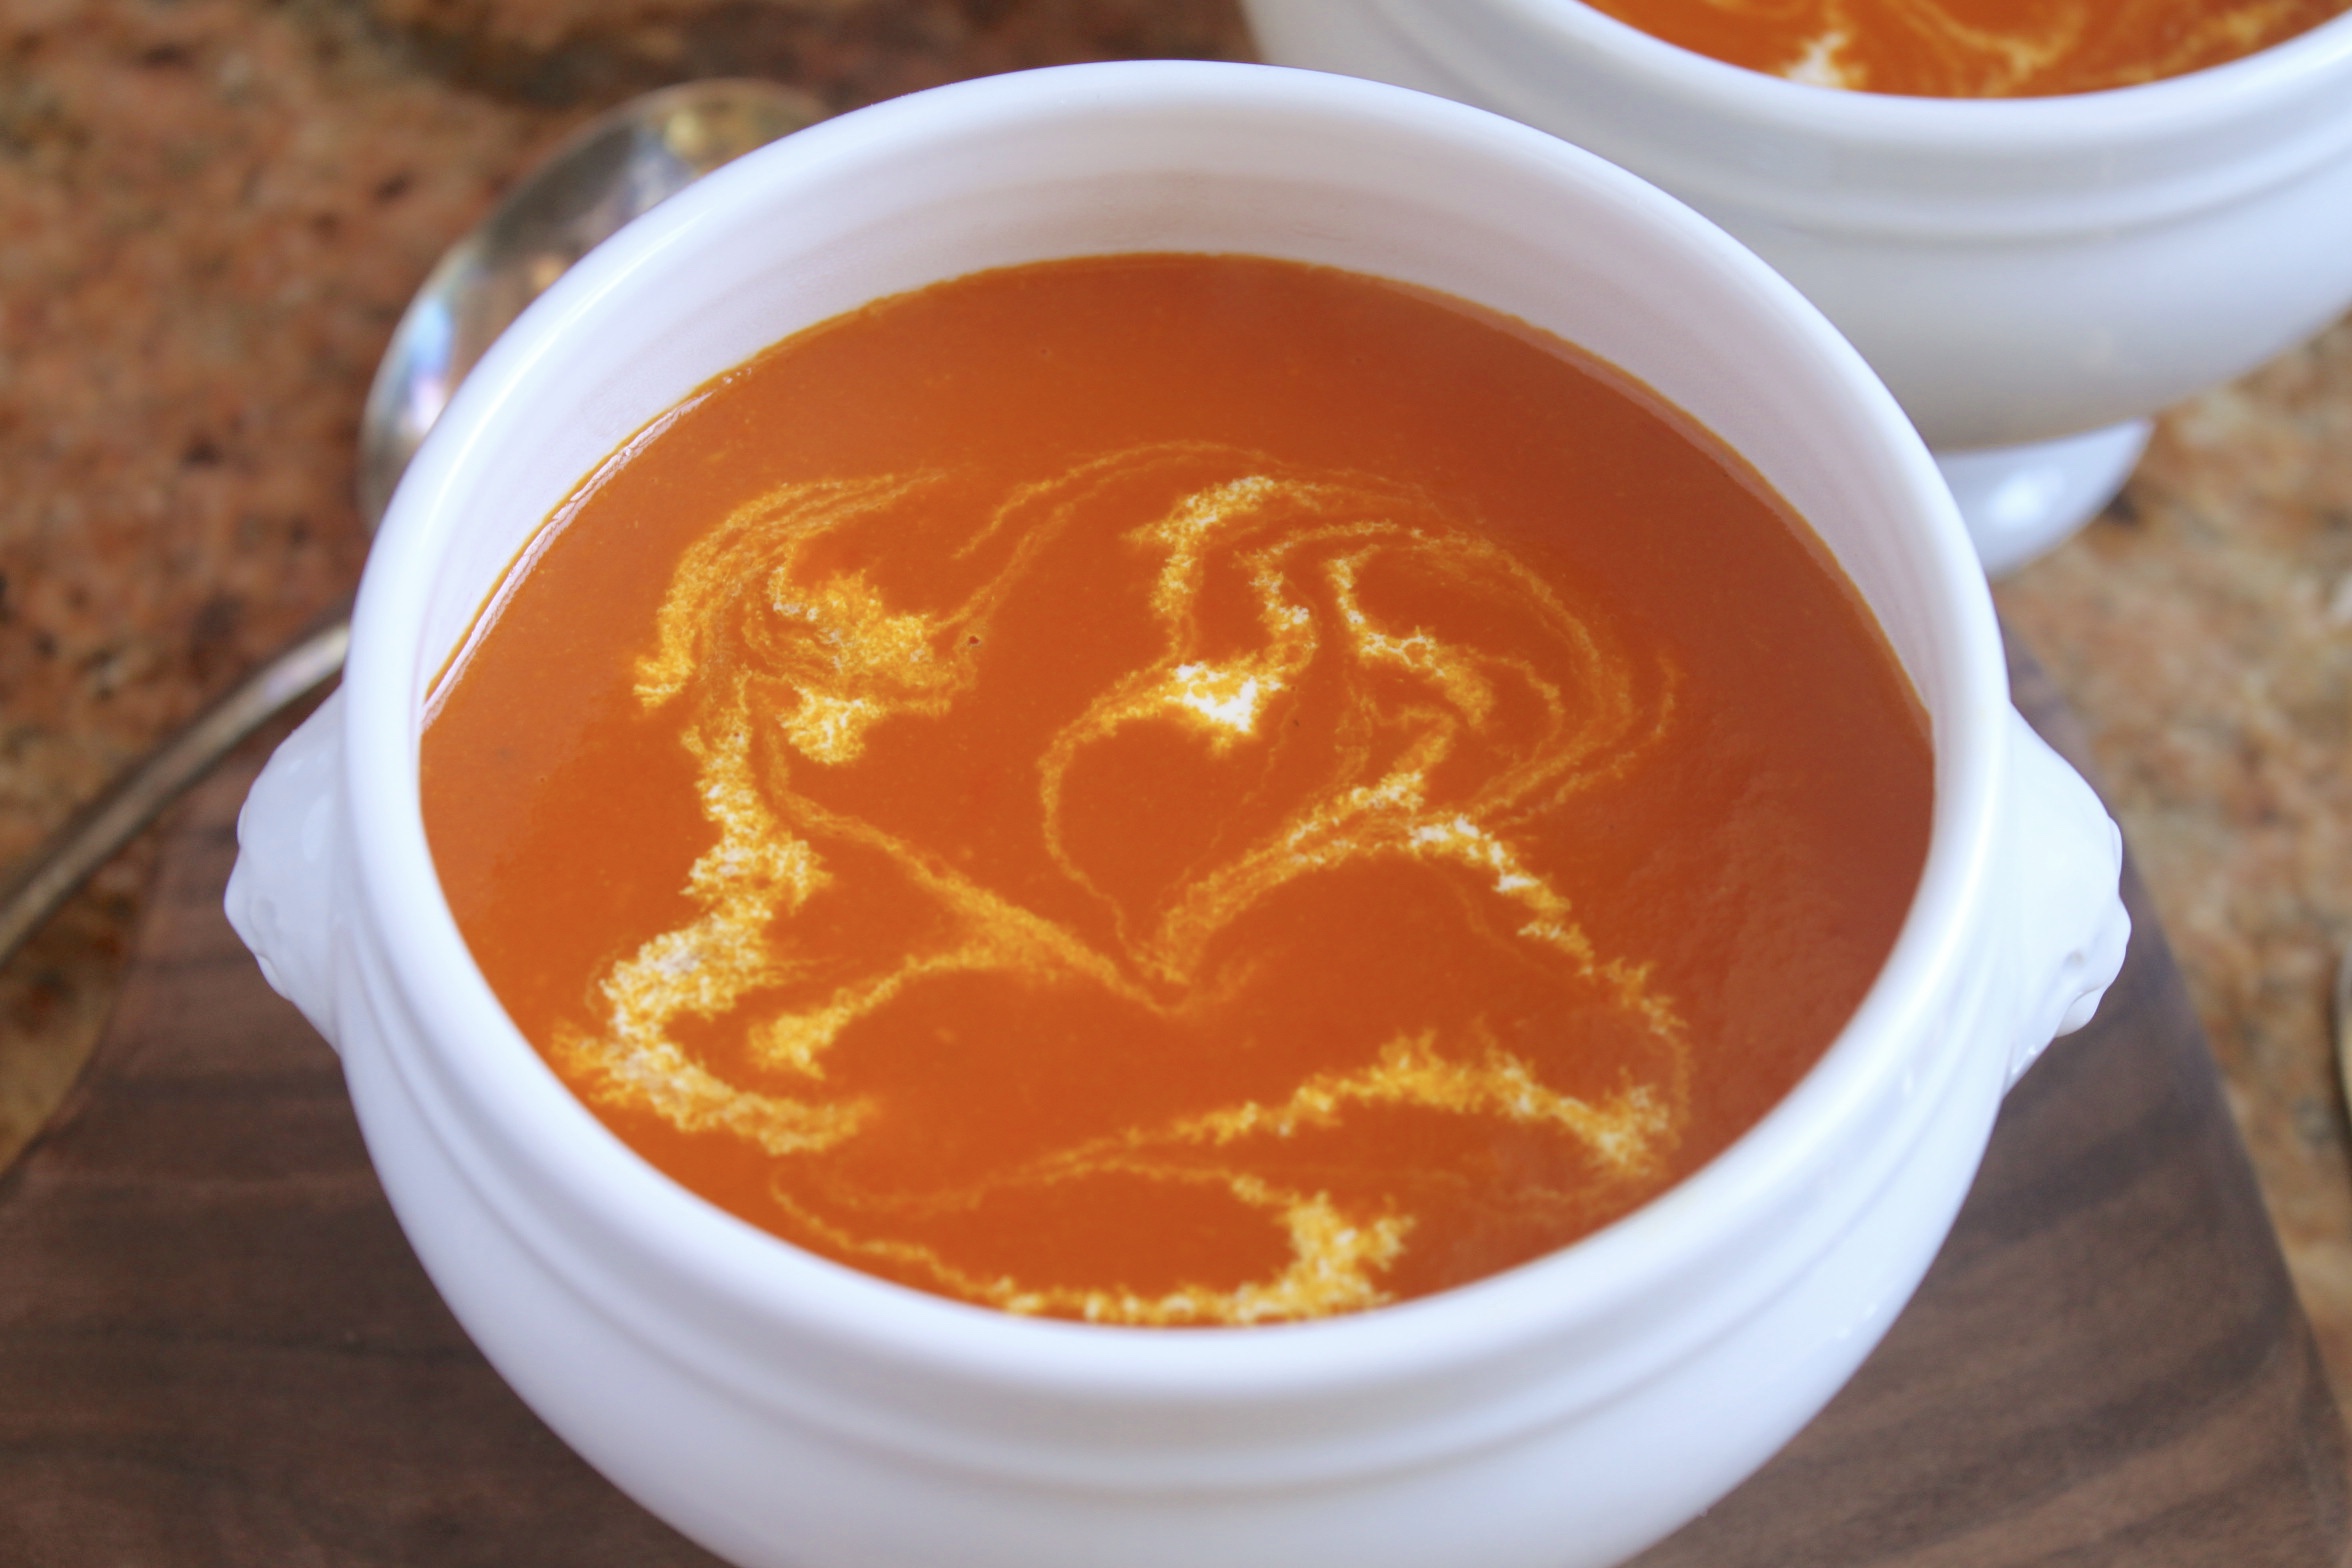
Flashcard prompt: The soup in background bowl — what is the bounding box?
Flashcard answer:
[225,61,2125,1568]
[1581,0,2352,97]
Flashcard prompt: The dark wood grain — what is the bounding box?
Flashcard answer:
[0,644,2342,1566]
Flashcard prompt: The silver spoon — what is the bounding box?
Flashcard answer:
[0,78,823,968]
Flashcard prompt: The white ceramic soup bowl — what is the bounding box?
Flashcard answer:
[225,61,2127,1568]
[1244,0,2352,574]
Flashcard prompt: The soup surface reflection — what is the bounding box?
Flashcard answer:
[422,254,1932,1324]
[1584,0,2350,95]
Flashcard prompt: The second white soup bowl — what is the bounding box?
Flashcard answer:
[1245,0,2352,573]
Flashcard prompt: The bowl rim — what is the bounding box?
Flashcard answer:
[342,58,2008,1408]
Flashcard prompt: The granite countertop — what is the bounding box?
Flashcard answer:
[3,0,2348,1409]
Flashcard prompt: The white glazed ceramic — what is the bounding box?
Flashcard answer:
[224,61,2128,1568]
[1243,0,2352,573]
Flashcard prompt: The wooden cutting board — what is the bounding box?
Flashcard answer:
[0,640,2343,1566]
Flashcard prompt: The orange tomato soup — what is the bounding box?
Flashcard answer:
[1584,0,2349,95]
[423,255,1931,1325]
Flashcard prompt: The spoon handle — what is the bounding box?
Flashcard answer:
[0,614,352,969]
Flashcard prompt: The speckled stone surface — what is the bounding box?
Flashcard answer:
[3,0,2349,1408]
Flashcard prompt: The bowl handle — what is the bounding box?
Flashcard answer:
[1998,706,2130,1088]
[223,689,347,1051]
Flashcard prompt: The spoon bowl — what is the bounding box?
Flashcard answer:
[360,80,825,529]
